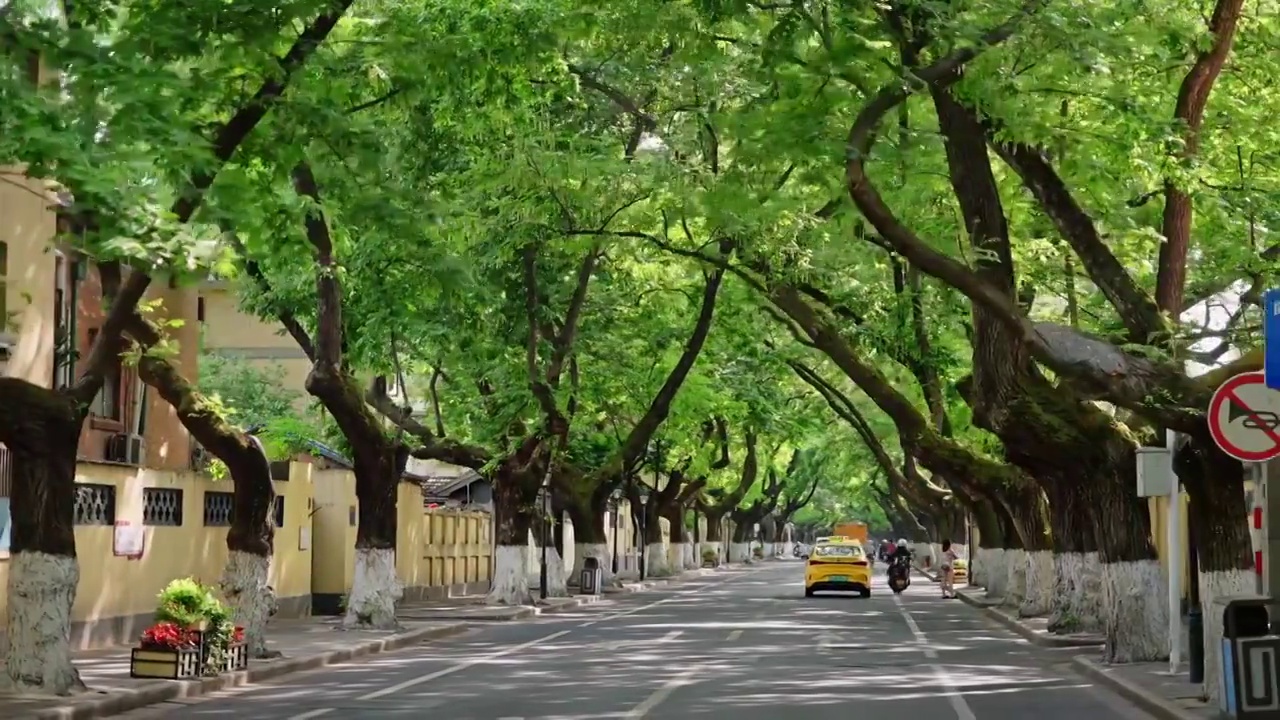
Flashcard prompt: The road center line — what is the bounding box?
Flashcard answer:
[357,630,571,700]
[624,667,699,719]
[726,629,743,641]
[892,594,977,720]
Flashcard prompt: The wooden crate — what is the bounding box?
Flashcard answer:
[130,647,201,680]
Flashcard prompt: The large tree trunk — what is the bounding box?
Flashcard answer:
[564,487,613,587]
[1178,435,1253,703]
[1044,478,1102,634]
[126,314,280,656]
[488,438,543,605]
[344,440,407,628]
[970,501,1003,588]
[662,502,691,571]
[1,383,84,695]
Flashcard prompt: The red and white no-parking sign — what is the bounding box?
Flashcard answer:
[1209,371,1280,462]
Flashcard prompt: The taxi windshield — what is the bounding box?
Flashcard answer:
[813,544,863,558]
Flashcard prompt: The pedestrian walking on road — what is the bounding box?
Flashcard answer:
[940,540,957,599]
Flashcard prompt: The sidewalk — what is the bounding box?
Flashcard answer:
[945,574,1213,719]
[0,565,740,720]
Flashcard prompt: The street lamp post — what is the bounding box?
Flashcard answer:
[610,487,622,575]
[539,474,551,601]
[638,487,650,581]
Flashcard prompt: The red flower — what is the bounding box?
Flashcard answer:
[140,622,194,650]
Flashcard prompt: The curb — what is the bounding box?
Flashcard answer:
[20,623,470,720]
[1070,657,1199,720]
[956,591,1103,649]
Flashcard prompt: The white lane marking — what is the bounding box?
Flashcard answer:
[624,667,699,719]
[659,630,684,642]
[286,710,333,720]
[726,629,743,641]
[358,630,571,700]
[893,594,977,720]
[580,568,762,628]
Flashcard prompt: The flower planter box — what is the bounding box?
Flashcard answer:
[130,647,201,680]
[224,642,249,672]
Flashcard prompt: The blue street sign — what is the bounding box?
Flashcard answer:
[1265,289,1280,389]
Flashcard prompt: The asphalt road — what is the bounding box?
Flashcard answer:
[119,560,1155,719]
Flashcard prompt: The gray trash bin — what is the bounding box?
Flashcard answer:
[1218,595,1280,719]
[579,557,602,596]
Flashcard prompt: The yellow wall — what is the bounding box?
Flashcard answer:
[0,461,314,648]
[199,283,312,409]
[0,170,57,386]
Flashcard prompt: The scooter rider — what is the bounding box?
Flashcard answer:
[889,538,911,572]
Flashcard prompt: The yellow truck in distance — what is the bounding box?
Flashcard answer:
[832,522,869,545]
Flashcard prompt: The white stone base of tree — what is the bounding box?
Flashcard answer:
[2,551,84,695]
[574,543,613,588]
[645,543,673,577]
[1200,569,1256,703]
[678,542,696,570]
[1100,559,1169,663]
[1019,551,1054,618]
[782,541,793,556]
[1001,549,1028,607]
[984,549,1009,597]
[544,547,569,598]
[729,542,751,564]
[1049,552,1104,634]
[488,545,532,605]
[762,542,774,557]
[220,550,278,657]
[971,548,988,586]
[343,548,402,629]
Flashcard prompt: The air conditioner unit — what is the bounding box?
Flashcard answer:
[105,433,146,465]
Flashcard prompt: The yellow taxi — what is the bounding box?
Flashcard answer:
[804,540,872,598]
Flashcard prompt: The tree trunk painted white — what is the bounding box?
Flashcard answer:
[971,547,988,586]
[1019,550,1054,618]
[220,550,277,658]
[680,542,697,570]
[488,545,532,605]
[544,546,569,598]
[1002,549,1028,608]
[645,542,673,577]
[574,543,613,587]
[985,549,1009,597]
[1200,569,1255,704]
[2,551,83,695]
[782,541,793,557]
[343,548,401,629]
[1101,559,1169,663]
[729,542,751,564]
[1049,552,1104,634]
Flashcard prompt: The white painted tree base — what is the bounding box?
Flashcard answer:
[220,550,278,657]
[985,549,1009,597]
[343,548,402,630]
[3,551,84,695]
[729,542,750,564]
[544,547,569,598]
[1200,569,1256,704]
[1049,552,1103,634]
[1001,549,1028,608]
[686,542,701,569]
[574,543,613,588]
[1019,551,1054,618]
[645,543,673,577]
[1101,559,1169,663]
[488,545,532,605]
[763,542,775,558]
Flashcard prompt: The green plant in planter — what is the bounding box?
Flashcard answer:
[155,578,218,628]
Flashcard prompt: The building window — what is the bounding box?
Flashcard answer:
[73,484,116,525]
[203,491,234,526]
[142,488,183,526]
[52,254,73,388]
[86,328,121,420]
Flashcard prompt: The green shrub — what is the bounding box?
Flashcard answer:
[155,578,218,627]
